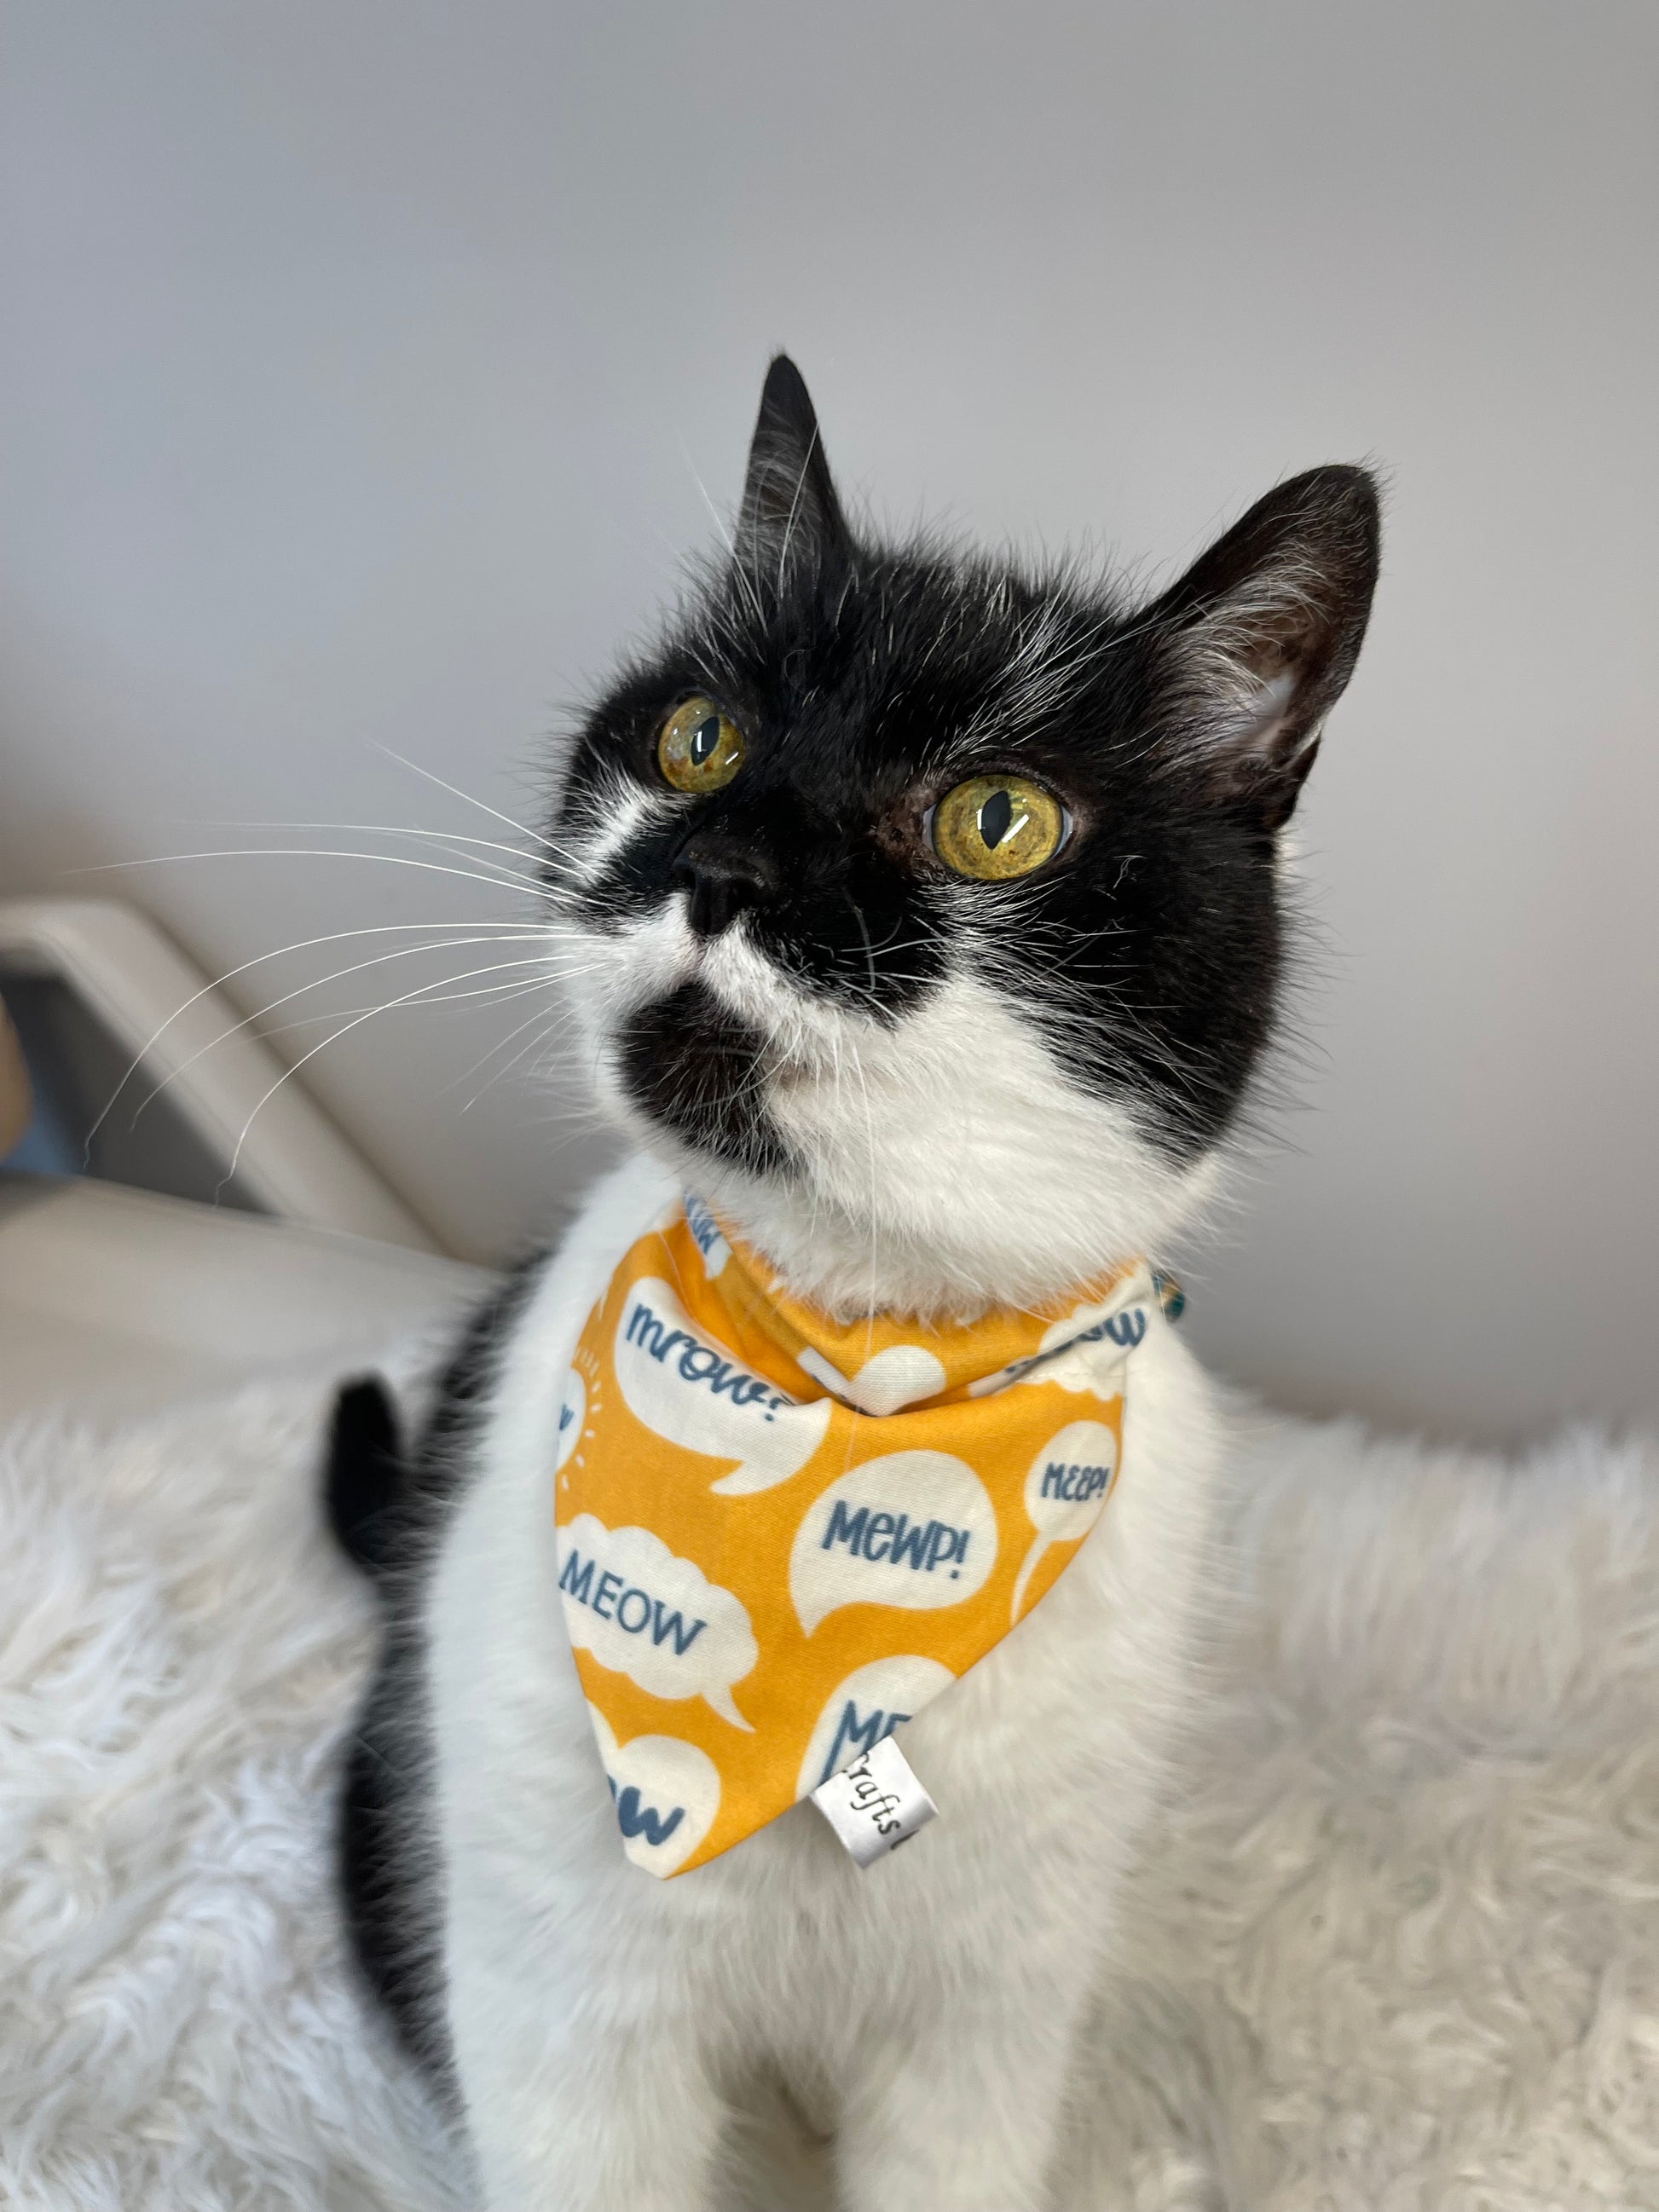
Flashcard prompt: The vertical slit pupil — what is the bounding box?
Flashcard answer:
[978,787,1014,849]
[690,714,722,766]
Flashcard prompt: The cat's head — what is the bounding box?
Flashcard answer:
[547,357,1379,1316]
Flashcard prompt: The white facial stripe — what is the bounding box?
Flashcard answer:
[562,768,679,894]
[582,903,699,1024]
[701,927,892,1054]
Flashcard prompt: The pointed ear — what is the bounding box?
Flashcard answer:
[1145,465,1381,828]
[735,354,853,577]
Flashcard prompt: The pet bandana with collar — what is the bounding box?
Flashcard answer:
[552,1196,1161,1878]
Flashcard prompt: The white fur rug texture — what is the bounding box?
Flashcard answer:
[3,1381,1658,2211]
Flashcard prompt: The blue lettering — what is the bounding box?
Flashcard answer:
[992,1304,1148,1394]
[824,1505,968,1574]
[562,1552,708,1653]
[824,1500,870,1555]
[924,1521,959,1570]
[1040,1462,1111,1502]
[708,1366,778,1410]
[626,1298,784,1418]
[684,1194,722,1258]
[616,1586,651,1634]
[609,1779,685,1849]
[887,1514,930,1570]
[818,1697,913,1787]
[625,1302,681,1359]
[650,1601,706,1655]
[863,1510,896,1561]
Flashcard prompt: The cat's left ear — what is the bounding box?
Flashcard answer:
[734,354,853,577]
[1145,465,1381,828]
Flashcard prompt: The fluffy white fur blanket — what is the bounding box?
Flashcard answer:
[3,1382,1656,2209]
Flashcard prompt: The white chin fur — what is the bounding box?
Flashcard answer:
[560,903,1218,1321]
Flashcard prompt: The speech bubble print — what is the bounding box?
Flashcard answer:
[558,1513,758,1730]
[681,1193,731,1278]
[789,1452,998,1636]
[968,1278,1152,1399]
[555,1366,586,1474]
[587,1706,720,1877]
[795,1654,956,1799]
[795,1343,948,1415]
[614,1275,831,1496]
[1010,1418,1119,1623]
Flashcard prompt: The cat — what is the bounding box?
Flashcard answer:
[327,355,1379,2209]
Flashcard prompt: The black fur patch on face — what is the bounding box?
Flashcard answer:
[550,356,1379,1176]
[613,980,789,1175]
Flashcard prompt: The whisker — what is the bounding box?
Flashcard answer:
[79,847,560,903]
[187,981,574,1046]
[121,932,556,1127]
[370,742,559,853]
[199,818,556,889]
[214,951,606,1198]
[80,916,551,1159]
[454,997,590,1110]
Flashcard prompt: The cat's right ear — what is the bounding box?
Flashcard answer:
[734,355,853,578]
[1142,465,1381,829]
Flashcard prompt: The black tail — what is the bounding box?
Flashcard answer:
[326,1377,408,1580]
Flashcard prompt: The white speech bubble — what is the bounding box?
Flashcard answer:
[789,1452,997,1636]
[795,1343,948,1414]
[555,1366,586,1473]
[558,1513,757,1729]
[681,1193,731,1277]
[587,1706,721,1878]
[795,1654,956,1799]
[614,1275,831,1496]
[1010,1418,1119,1623]
[967,1278,1152,1400]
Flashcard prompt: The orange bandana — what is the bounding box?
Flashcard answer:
[553,1197,1159,1877]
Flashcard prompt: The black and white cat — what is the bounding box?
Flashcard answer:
[329,356,1379,2209]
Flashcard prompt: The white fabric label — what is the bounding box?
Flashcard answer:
[810,1735,937,1867]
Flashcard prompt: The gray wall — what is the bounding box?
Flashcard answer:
[3,2,1655,1441]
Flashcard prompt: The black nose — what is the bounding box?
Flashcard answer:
[672,830,780,938]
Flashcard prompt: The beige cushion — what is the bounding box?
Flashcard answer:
[0,1174,490,1422]
[0,997,30,1158]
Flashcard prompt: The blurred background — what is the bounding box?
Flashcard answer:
[1,0,1654,1442]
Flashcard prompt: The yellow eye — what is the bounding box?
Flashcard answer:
[657,696,744,794]
[930,775,1067,881]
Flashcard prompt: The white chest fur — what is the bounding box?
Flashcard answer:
[425,1156,1227,2212]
